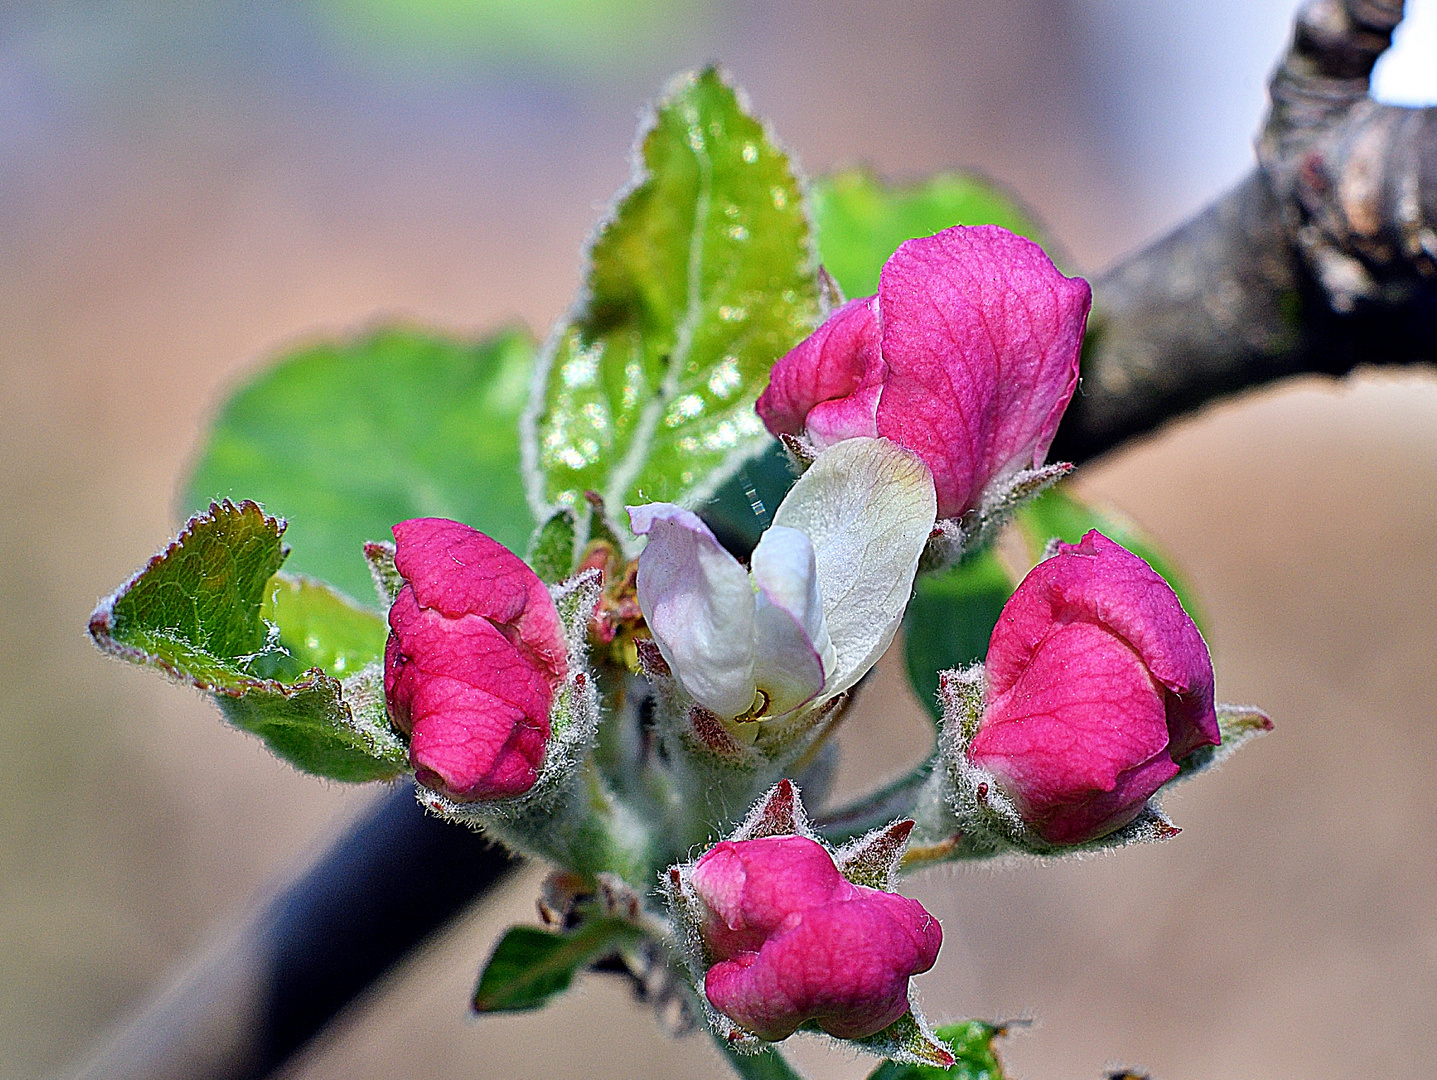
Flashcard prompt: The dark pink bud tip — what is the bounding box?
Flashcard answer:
[757,225,1091,520]
[383,518,566,802]
[968,530,1218,844]
[690,835,941,1041]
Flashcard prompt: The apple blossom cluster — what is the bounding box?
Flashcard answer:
[362,226,1263,1056]
[91,202,1269,1074]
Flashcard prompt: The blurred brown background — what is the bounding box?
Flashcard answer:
[3,1,1435,1077]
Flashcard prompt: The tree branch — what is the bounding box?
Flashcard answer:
[1049,0,1435,465]
[67,783,516,1080]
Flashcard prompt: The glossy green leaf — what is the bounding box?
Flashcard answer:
[186,326,535,600]
[525,66,821,521]
[811,169,1041,300]
[89,501,407,781]
[261,573,387,678]
[903,548,1015,722]
[866,1020,1007,1080]
[472,919,640,1013]
[91,500,291,692]
[1013,485,1206,633]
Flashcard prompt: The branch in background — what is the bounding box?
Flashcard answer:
[68,783,516,1080]
[66,4,1436,1078]
[1050,0,1435,465]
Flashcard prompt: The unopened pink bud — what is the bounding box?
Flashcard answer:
[968,530,1218,844]
[757,225,1090,520]
[384,518,567,801]
[690,835,941,1041]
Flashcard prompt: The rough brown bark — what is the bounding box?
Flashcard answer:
[1050,0,1435,465]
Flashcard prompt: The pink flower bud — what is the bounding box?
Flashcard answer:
[757,225,1091,520]
[384,518,567,801]
[968,530,1219,844]
[690,835,942,1041]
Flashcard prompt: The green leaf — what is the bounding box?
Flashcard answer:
[91,499,291,692]
[89,501,407,782]
[527,508,579,583]
[186,325,536,601]
[472,918,640,1013]
[903,548,1015,721]
[260,573,387,678]
[1013,485,1206,633]
[525,66,821,520]
[216,666,408,782]
[811,169,1041,300]
[866,1020,1007,1080]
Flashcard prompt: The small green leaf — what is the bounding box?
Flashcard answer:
[525,66,821,520]
[527,508,578,583]
[217,666,407,782]
[186,325,536,600]
[91,500,290,692]
[903,548,1015,722]
[90,501,406,781]
[472,918,640,1013]
[1013,485,1206,633]
[260,573,387,678]
[866,1020,1008,1080]
[812,168,1041,300]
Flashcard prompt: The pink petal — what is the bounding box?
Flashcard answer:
[757,297,883,448]
[703,888,941,1041]
[385,587,553,800]
[874,226,1090,519]
[692,836,848,959]
[971,530,1218,842]
[384,519,566,802]
[392,517,567,684]
[969,620,1178,842]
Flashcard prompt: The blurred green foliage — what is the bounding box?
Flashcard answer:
[186,327,535,601]
[527,67,820,519]
[312,0,712,70]
[810,169,1040,299]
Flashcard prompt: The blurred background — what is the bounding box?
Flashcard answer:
[3,1,1436,1078]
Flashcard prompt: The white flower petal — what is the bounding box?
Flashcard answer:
[630,503,758,719]
[772,437,936,697]
[750,525,831,715]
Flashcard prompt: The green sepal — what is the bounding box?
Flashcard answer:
[812,168,1042,300]
[1014,485,1206,633]
[866,1020,1009,1080]
[1175,704,1274,779]
[903,548,1014,722]
[89,501,407,781]
[853,1010,957,1070]
[524,65,821,523]
[186,325,536,600]
[528,508,579,583]
[472,917,642,1013]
